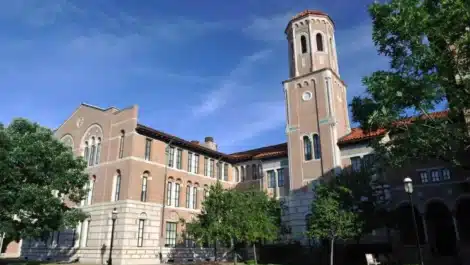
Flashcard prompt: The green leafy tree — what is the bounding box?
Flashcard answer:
[0,119,89,242]
[184,181,237,261]
[306,182,361,265]
[351,0,470,170]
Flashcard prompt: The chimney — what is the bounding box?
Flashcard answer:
[203,136,217,151]
[190,140,200,145]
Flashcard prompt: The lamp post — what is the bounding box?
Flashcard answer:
[403,177,424,265]
[107,208,118,265]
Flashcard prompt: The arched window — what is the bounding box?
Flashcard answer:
[173,182,180,207]
[252,164,257,180]
[186,183,191,208]
[114,170,121,201]
[89,137,96,166]
[141,173,148,202]
[166,181,173,206]
[303,136,313,161]
[316,33,324,51]
[313,134,321,159]
[193,186,198,209]
[94,138,101,165]
[84,141,89,162]
[119,130,125,159]
[300,35,308,54]
[234,168,240,182]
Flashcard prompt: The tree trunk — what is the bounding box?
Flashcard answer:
[329,238,335,265]
[253,243,257,265]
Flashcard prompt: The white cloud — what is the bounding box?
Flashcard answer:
[191,49,273,118]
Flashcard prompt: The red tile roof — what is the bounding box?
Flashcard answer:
[285,10,334,33]
[338,110,450,145]
[230,143,288,162]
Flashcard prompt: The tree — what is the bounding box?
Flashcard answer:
[0,118,89,242]
[351,0,470,171]
[306,182,361,265]
[231,190,281,265]
[184,181,236,261]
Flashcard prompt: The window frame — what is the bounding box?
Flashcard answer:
[165,222,177,247]
[144,138,152,161]
[268,170,276,188]
[141,175,148,202]
[277,168,285,187]
[303,135,313,161]
[137,219,145,247]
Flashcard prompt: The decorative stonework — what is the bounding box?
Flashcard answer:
[76,117,84,128]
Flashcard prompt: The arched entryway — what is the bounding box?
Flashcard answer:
[425,200,457,256]
[455,197,470,244]
[395,203,426,246]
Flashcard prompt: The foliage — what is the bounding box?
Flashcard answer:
[350,0,470,170]
[0,118,89,241]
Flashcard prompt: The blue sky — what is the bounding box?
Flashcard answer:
[0,0,389,153]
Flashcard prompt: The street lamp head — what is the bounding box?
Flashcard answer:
[403,177,413,194]
[111,208,118,220]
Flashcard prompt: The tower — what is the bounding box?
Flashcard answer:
[283,10,351,192]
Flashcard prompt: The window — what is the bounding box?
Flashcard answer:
[303,136,313,161]
[351,156,361,172]
[167,147,175,167]
[86,179,94,205]
[193,186,197,209]
[362,154,374,168]
[188,152,193,172]
[223,164,228,181]
[268,171,276,188]
[176,149,183,169]
[316,33,324,51]
[84,142,89,162]
[313,134,321,159]
[277,168,285,187]
[234,168,240,182]
[89,137,96,166]
[209,160,215,178]
[419,171,429,183]
[167,182,173,206]
[95,138,101,165]
[204,157,209,176]
[194,155,200,174]
[203,186,209,200]
[431,170,440,182]
[442,168,451,180]
[114,172,121,201]
[141,175,148,202]
[165,222,177,247]
[137,219,145,247]
[185,233,195,248]
[217,162,222,180]
[186,184,191,208]
[300,35,308,54]
[252,165,257,180]
[241,167,245,181]
[119,130,125,159]
[145,138,152,160]
[173,183,180,207]
[258,165,263,179]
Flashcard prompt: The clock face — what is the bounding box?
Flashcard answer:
[76,117,84,128]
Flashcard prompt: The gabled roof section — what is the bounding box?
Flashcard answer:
[338,110,450,146]
[230,143,288,162]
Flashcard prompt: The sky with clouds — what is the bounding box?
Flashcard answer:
[0,0,389,153]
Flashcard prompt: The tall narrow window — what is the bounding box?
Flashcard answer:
[165,222,177,247]
[137,219,145,247]
[186,184,191,208]
[209,159,215,178]
[176,149,182,169]
[89,137,96,166]
[313,134,321,159]
[86,178,94,205]
[241,167,245,181]
[277,168,285,187]
[167,182,173,206]
[95,138,101,165]
[194,155,200,174]
[217,162,222,179]
[173,183,180,207]
[167,146,175,167]
[223,164,228,181]
[442,168,451,180]
[300,35,308,54]
[316,33,324,51]
[252,165,257,180]
[234,168,240,182]
[246,165,251,180]
[145,138,152,161]
[119,130,125,159]
[188,152,193,172]
[204,157,209,176]
[114,171,121,201]
[192,186,197,209]
[268,171,276,188]
[303,136,313,161]
[141,174,148,202]
[84,142,89,162]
